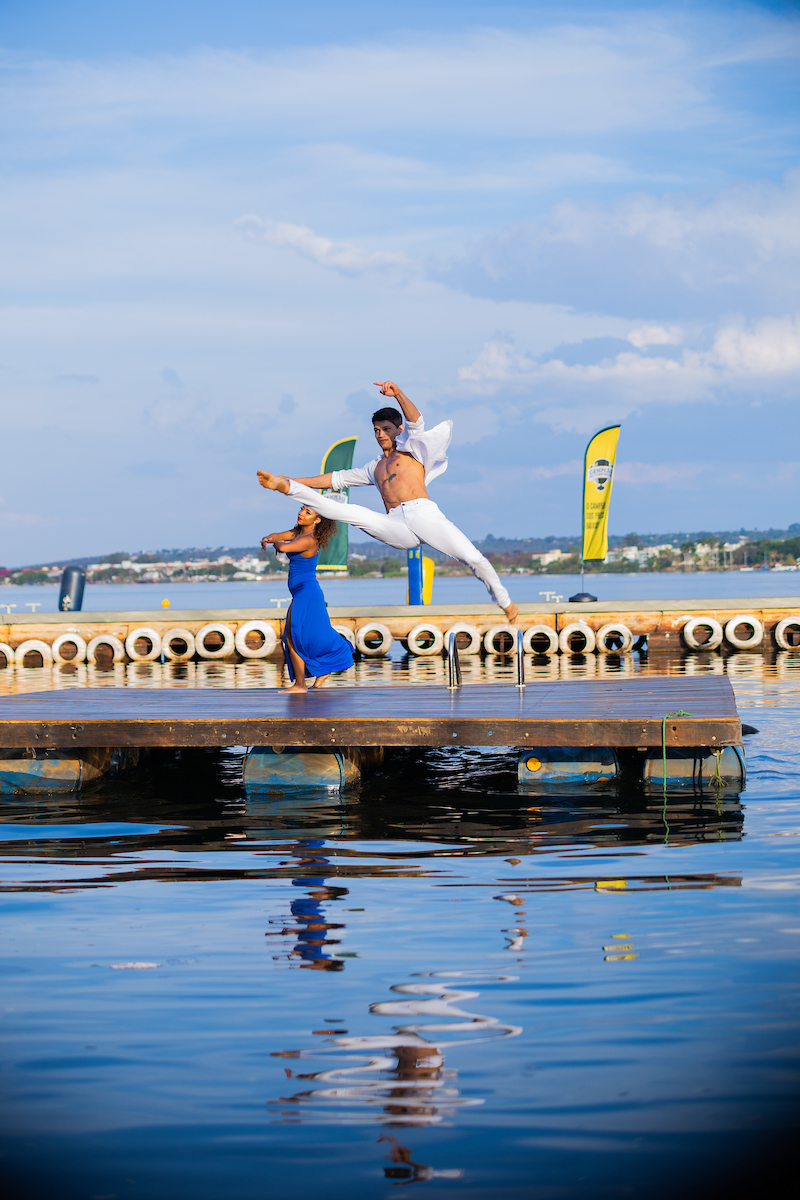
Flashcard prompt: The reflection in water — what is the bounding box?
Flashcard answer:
[603,932,639,962]
[3,643,798,698]
[0,784,747,898]
[270,974,520,1127]
[0,646,797,1200]
[379,1135,464,1185]
[494,890,529,956]
[266,839,347,971]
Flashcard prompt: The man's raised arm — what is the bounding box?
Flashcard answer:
[374,381,421,424]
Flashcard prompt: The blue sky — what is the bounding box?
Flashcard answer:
[1,0,798,563]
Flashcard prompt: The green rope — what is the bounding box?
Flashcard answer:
[661,710,693,844]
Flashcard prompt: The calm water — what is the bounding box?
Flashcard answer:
[2,570,800,613]
[1,650,800,1199]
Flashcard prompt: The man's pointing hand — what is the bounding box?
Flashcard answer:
[373,380,400,398]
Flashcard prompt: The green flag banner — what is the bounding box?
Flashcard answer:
[317,436,358,572]
[582,425,621,562]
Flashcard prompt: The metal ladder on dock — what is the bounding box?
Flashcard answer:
[447,629,525,690]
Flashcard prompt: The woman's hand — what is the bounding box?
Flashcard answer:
[261,534,280,550]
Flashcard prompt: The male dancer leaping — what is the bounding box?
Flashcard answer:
[257,381,518,621]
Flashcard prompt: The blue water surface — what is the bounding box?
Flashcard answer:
[0,651,799,1199]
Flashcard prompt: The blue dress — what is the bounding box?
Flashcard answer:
[283,550,355,681]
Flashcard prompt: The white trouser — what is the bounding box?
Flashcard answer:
[286,481,511,609]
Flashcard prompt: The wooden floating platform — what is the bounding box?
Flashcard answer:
[0,676,740,749]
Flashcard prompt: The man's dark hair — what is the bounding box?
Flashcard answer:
[372,406,403,427]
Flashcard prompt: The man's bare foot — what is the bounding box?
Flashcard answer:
[282,682,308,694]
[503,602,519,623]
[312,675,330,689]
[257,470,290,494]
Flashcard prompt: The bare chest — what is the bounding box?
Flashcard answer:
[374,450,423,486]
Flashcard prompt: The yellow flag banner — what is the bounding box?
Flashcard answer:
[582,425,620,561]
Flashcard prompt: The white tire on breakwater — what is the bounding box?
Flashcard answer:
[15,639,55,667]
[682,616,723,651]
[444,623,482,655]
[724,615,764,650]
[407,623,445,657]
[0,642,14,668]
[14,638,54,667]
[595,622,634,653]
[195,623,236,660]
[483,624,517,656]
[162,628,196,662]
[355,622,393,657]
[774,616,800,651]
[558,622,597,655]
[51,632,88,664]
[87,634,126,664]
[332,624,356,649]
[234,621,278,659]
[522,624,559,655]
[124,627,162,662]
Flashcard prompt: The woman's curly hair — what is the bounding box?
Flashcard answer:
[293,514,338,549]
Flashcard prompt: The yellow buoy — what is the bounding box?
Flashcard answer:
[161,599,170,609]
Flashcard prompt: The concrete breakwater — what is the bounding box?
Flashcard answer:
[0,596,798,667]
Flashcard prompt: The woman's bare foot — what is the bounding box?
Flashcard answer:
[282,682,308,694]
[257,470,290,494]
[504,602,519,623]
[312,675,330,689]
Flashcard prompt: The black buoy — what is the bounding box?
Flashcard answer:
[58,566,86,612]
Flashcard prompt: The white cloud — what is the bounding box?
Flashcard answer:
[457,338,537,388]
[0,24,732,140]
[237,216,407,275]
[288,142,647,196]
[627,325,682,348]
[710,315,800,374]
[455,313,800,429]
[615,461,709,484]
[528,459,582,480]
[0,510,49,528]
[440,171,800,318]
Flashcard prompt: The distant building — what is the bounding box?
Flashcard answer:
[605,544,674,565]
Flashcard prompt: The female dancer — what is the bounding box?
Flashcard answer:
[261,504,354,694]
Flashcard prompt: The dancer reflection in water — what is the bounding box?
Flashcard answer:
[288,878,347,972]
[266,839,347,972]
[261,504,354,693]
[270,976,520,1130]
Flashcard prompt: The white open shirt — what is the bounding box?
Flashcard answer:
[329,415,453,492]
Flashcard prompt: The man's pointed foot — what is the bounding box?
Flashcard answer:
[257,470,290,494]
[503,602,519,623]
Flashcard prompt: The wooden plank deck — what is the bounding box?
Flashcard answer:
[0,676,740,749]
